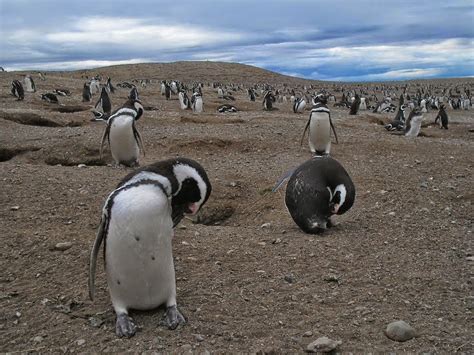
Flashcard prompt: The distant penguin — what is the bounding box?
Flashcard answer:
[89,157,212,338]
[82,83,92,102]
[170,81,178,95]
[165,83,171,100]
[90,80,100,95]
[434,104,449,129]
[191,92,203,113]
[385,104,407,131]
[178,91,191,110]
[217,104,237,113]
[248,88,256,101]
[95,87,112,116]
[263,91,275,111]
[41,93,59,104]
[349,94,361,115]
[24,75,36,93]
[160,81,166,96]
[293,97,306,113]
[53,89,71,96]
[301,95,338,155]
[404,108,424,137]
[129,87,139,101]
[99,98,145,167]
[420,99,428,113]
[11,80,24,100]
[359,97,367,110]
[38,72,46,81]
[283,156,355,234]
[105,77,115,94]
[217,87,224,98]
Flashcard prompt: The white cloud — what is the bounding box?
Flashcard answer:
[3,58,149,72]
[324,68,445,82]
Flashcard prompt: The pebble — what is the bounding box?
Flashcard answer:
[384,320,416,342]
[15,311,21,318]
[53,242,72,251]
[303,331,313,337]
[261,223,271,228]
[193,334,205,342]
[88,316,104,328]
[10,206,20,211]
[76,339,86,346]
[178,344,193,353]
[420,182,428,188]
[33,336,44,343]
[284,274,296,284]
[77,164,87,168]
[466,256,474,262]
[388,211,396,216]
[306,336,342,353]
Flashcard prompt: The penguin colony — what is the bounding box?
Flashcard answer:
[7,69,469,339]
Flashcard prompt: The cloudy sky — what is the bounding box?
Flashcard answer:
[1,0,473,81]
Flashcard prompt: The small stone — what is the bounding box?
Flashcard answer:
[388,211,396,216]
[466,256,474,262]
[33,336,44,343]
[76,339,86,346]
[52,242,72,251]
[230,182,237,187]
[303,331,313,337]
[284,274,296,284]
[40,298,50,305]
[88,316,104,328]
[193,334,205,342]
[15,311,21,318]
[380,190,388,194]
[420,182,428,188]
[178,344,193,353]
[306,336,342,353]
[10,206,20,211]
[323,275,339,283]
[261,223,271,228]
[77,164,87,168]
[384,320,416,342]
[179,225,187,230]
[272,238,282,244]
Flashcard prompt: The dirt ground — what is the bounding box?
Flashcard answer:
[0,62,473,353]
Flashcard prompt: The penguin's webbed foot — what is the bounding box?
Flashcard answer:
[115,313,137,338]
[162,305,186,330]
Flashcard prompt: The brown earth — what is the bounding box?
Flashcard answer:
[0,62,473,353]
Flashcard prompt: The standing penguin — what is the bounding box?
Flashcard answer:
[248,88,256,101]
[106,77,115,94]
[300,95,338,155]
[349,94,361,115]
[191,92,203,112]
[11,80,24,100]
[94,87,112,117]
[178,91,191,110]
[293,97,307,113]
[263,91,275,111]
[434,104,449,129]
[82,82,92,102]
[282,156,355,234]
[99,98,145,167]
[89,157,212,338]
[23,75,36,92]
[404,107,424,137]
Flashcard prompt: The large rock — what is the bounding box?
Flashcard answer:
[306,336,342,353]
[384,320,416,342]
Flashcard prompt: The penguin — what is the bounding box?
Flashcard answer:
[160,81,166,96]
[165,83,171,100]
[53,89,71,96]
[248,88,256,101]
[82,83,92,102]
[282,155,355,234]
[404,107,424,137]
[41,93,59,104]
[170,81,178,95]
[263,91,275,111]
[293,97,306,113]
[23,75,36,93]
[217,87,224,98]
[11,80,24,100]
[191,92,203,112]
[301,95,338,155]
[385,104,407,131]
[359,97,367,110]
[129,87,139,101]
[217,104,237,113]
[94,87,112,116]
[434,104,448,129]
[106,77,115,94]
[420,99,428,113]
[89,157,212,338]
[99,98,145,167]
[90,79,100,95]
[178,91,191,110]
[349,94,361,115]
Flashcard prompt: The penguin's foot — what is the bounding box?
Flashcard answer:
[115,313,137,338]
[162,305,186,330]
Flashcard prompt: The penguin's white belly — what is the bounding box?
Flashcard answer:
[106,184,174,311]
[309,114,331,153]
[110,117,139,163]
[406,117,423,137]
[194,99,203,112]
[297,101,306,112]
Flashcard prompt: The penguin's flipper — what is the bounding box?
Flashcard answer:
[272,167,296,192]
[99,123,111,159]
[329,114,339,144]
[300,115,312,146]
[89,215,106,301]
[132,123,145,157]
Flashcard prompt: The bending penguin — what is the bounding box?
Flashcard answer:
[300,94,338,155]
[11,80,24,100]
[89,157,212,338]
[282,156,355,234]
[99,98,145,167]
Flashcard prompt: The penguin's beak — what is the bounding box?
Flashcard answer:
[330,203,340,214]
[186,202,200,215]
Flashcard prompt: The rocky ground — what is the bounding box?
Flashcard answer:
[0,63,473,353]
